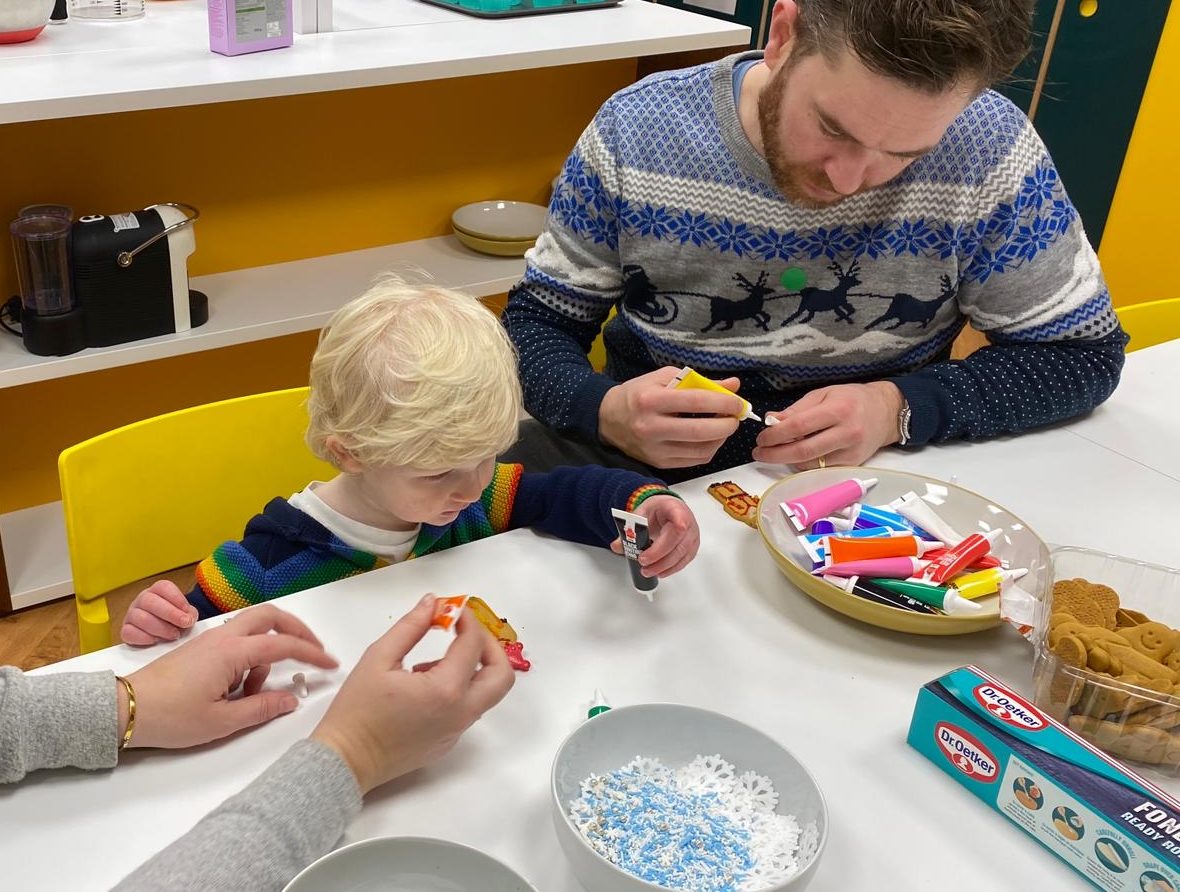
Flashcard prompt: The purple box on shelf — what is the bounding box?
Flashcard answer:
[208,0,293,56]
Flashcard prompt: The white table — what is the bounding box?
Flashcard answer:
[7,355,1180,890]
[1061,339,1180,483]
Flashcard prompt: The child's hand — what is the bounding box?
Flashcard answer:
[121,580,200,646]
[612,494,700,578]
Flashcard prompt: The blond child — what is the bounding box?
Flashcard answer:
[122,276,699,643]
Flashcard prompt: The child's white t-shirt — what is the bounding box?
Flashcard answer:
[288,482,420,563]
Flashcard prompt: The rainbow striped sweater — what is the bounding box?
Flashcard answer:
[188,462,674,617]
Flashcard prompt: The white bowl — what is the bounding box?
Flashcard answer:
[451,200,548,241]
[0,0,54,42]
[283,836,537,892]
[551,704,827,891]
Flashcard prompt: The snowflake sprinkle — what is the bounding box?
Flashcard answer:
[569,754,804,891]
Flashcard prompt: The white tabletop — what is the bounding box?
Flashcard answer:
[8,349,1180,891]
[1060,339,1180,484]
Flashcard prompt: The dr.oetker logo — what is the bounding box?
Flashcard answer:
[972,683,1046,731]
[935,723,999,782]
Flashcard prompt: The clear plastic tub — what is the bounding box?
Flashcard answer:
[1032,545,1180,775]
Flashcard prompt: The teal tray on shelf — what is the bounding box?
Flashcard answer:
[417,0,621,17]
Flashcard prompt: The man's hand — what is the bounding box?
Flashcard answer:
[753,381,902,469]
[598,367,743,469]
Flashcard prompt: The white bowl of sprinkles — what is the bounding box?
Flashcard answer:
[551,704,827,891]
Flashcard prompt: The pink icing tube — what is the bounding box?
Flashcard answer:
[816,556,927,579]
[782,477,878,532]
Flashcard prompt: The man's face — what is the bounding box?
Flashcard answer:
[758,45,975,208]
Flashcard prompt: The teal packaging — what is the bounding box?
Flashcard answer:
[908,666,1180,891]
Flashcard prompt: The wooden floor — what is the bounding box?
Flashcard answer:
[0,329,989,670]
[0,565,196,670]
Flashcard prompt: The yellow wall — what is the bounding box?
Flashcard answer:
[0,60,636,514]
[1099,2,1179,307]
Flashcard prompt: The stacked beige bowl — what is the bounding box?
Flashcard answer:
[451,200,548,257]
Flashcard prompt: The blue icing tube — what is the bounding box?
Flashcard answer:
[851,503,938,541]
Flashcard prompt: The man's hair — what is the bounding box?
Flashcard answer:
[792,0,1034,93]
[306,274,522,471]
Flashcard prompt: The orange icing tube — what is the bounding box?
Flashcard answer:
[825,534,943,565]
[430,594,469,631]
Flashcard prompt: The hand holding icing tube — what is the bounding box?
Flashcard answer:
[667,366,767,423]
[781,477,877,532]
[922,528,1002,584]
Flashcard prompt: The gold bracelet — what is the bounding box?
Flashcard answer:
[116,675,136,750]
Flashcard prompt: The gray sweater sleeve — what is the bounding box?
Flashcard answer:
[115,739,362,892]
[0,666,119,782]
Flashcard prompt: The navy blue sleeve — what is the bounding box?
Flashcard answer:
[890,328,1127,445]
[504,465,674,547]
[503,284,617,442]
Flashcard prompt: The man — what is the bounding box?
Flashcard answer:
[502,0,1126,481]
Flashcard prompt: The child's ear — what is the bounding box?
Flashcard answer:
[325,436,365,474]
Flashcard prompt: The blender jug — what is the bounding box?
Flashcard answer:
[10,214,85,355]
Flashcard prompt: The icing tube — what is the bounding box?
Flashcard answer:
[825,534,943,565]
[611,508,658,600]
[797,525,894,564]
[950,567,1028,600]
[890,493,964,546]
[921,528,1003,584]
[810,519,837,536]
[667,366,761,423]
[866,577,981,615]
[781,477,878,532]
[818,556,926,579]
[826,575,938,614]
[848,503,936,539]
[924,548,1004,571]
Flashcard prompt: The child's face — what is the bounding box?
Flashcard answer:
[358,456,497,527]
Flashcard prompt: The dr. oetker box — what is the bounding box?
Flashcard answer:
[908,666,1180,891]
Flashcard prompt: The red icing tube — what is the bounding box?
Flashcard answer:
[922,528,1002,584]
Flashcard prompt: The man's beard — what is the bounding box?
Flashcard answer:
[757,59,847,210]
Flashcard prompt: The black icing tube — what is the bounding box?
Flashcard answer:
[612,508,658,600]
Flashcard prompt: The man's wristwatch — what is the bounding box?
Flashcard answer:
[897,398,913,447]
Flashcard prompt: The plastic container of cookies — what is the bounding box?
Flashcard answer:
[1032,545,1180,775]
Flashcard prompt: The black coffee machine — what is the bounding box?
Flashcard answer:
[4,202,208,356]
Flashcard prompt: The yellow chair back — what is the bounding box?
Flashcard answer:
[1116,298,1180,352]
[59,387,337,653]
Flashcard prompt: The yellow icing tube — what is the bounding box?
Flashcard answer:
[667,366,763,423]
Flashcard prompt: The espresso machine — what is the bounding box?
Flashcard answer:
[4,202,206,356]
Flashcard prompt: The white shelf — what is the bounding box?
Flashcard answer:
[0,502,72,610]
[0,235,525,389]
[0,0,749,124]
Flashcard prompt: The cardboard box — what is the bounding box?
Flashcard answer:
[208,0,293,56]
[909,666,1180,891]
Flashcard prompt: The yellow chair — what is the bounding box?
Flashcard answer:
[59,386,337,653]
[1116,298,1180,352]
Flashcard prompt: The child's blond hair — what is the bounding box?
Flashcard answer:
[306,275,522,471]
